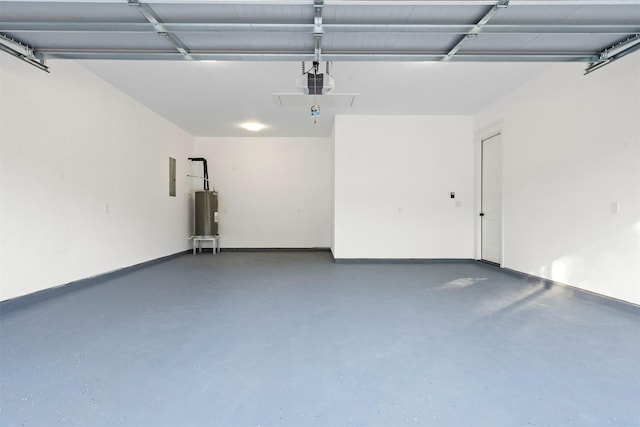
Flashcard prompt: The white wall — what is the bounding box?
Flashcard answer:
[475,56,640,305]
[333,115,475,259]
[0,58,193,301]
[193,137,332,248]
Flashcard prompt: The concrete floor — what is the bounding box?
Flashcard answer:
[1,251,639,426]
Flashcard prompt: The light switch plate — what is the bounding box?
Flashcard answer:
[611,201,619,214]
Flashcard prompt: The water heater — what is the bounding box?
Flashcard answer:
[194,190,218,236]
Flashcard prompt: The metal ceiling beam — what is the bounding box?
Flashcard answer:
[2,22,639,35]
[475,0,640,4]
[5,0,636,3]
[324,0,640,4]
[38,47,595,62]
[0,33,48,72]
[313,0,323,61]
[326,53,593,61]
[42,50,318,61]
[127,0,192,60]
[442,0,509,62]
[482,24,640,35]
[585,34,640,74]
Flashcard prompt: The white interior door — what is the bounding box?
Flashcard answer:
[481,134,503,265]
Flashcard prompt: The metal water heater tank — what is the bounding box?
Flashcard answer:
[194,190,218,236]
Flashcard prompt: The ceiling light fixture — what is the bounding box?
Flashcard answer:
[240,122,266,132]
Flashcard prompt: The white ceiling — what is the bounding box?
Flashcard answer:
[78,59,553,137]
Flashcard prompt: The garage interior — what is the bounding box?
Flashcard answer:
[1,0,639,425]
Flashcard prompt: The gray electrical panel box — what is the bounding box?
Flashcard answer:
[169,157,176,197]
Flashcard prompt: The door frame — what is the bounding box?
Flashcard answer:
[475,122,504,266]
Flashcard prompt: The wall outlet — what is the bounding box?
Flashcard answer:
[611,201,620,214]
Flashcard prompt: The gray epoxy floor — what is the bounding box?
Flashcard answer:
[1,251,639,427]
